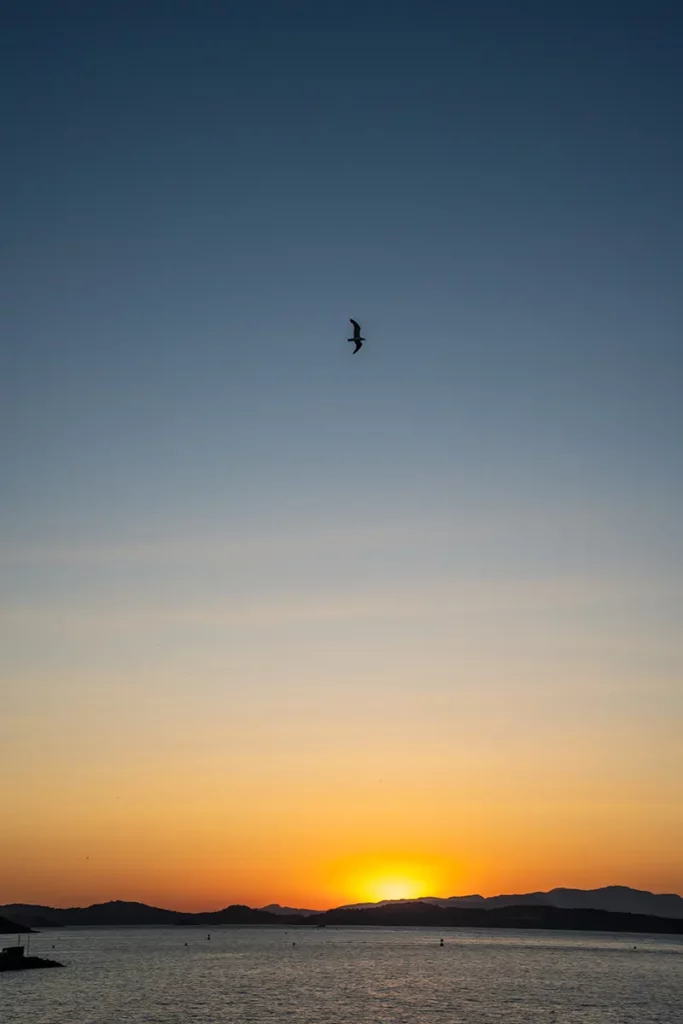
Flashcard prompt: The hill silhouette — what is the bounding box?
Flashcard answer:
[315,900,683,933]
[340,885,683,919]
[260,903,318,917]
[0,901,294,929]
[0,914,33,934]
[3,886,682,934]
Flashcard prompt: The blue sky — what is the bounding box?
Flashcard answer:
[3,0,681,593]
[1,1,682,903]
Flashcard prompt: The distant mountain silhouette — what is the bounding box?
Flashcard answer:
[0,905,64,929]
[0,900,294,929]
[314,901,683,934]
[2,886,682,934]
[0,914,33,934]
[340,886,683,919]
[176,905,292,926]
[0,901,182,928]
[260,903,318,917]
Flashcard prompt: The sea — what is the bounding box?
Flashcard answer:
[1,926,682,1024]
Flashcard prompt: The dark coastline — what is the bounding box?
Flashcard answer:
[0,915,33,934]
[2,900,682,935]
[0,956,63,973]
[309,902,683,934]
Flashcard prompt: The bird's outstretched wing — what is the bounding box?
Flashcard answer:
[349,318,361,339]
[353,340,363,354]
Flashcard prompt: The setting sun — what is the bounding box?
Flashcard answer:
[339,857,450,905]
[369,877,426,902]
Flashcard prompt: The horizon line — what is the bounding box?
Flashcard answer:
[3,883,683,915]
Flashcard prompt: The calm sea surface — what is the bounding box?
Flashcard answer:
[1,926,682,1024]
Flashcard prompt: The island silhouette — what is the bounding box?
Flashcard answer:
[2,886,682,935]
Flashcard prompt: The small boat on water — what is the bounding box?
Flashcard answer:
[0,945,64,972]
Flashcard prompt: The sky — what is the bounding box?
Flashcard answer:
[1,0,682,911]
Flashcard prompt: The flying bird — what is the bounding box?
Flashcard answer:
[348,318,365,353]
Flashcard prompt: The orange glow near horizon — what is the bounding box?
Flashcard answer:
[3,756,682,910]
[2,824,683,912]
[2,537,682,911]
[335,855,454,905]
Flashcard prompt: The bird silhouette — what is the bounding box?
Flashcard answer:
[348,318,365,353]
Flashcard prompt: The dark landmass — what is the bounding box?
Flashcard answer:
[0,905,65,929]
[312,900,683,934]
[0,946,63,972]
[0,900,296,929]
[0,901,180,929]
[2,886,682,935]
[174,905,291,926]
[260,903,318,917]
[0,914,33,934]
[0,957,63,972]
[341,885,683,920]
